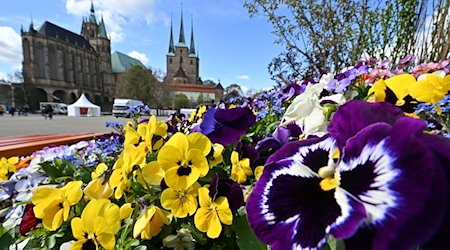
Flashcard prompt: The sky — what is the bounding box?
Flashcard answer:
[0,0,285,93]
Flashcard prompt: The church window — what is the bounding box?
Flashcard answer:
[170,58,172,63]
[180,56,183,63]
[35,42,46,78]
[190,60,193,65]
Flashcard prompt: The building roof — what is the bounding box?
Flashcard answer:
[111,51,146,73]
[173,66,188,79]
[37,21,94,51]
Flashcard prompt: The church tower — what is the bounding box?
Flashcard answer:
[165,7,200,84]
[81,1,113,95]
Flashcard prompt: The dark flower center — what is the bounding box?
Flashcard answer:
[82,239,96,250]
[177,166,192,176]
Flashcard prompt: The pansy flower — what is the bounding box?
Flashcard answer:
[109,144,146,199]
[71,198,120,250]
[84,163,113,200]
[32,181,83,231]
[133,205,171,240]
[198,107,256,145]
[246,100,449,250]
[194,186,232,239]
[368,73,419,113]
[408,70,450,104]
[0,156,19,181]
[158,132,211,190]
[161,182,200,218]
[230,151,252,184]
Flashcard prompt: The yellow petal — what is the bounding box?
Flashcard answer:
[120,203,133,220]
[197,187,211,208]
[71,217,86,240]
[158,145,184,171]
[187,132,212,156]
[215,197,233,225]
[97,232,116,250]
[141,161,165,186]
[84,178,113,200]
[187,149,210,177]
[385,73,416,100]
[133,206,156,238]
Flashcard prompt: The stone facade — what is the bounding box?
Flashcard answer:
[21,3,114,111]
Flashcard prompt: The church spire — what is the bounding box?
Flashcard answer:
[89,0,97,23]
[177,4,186,46]
[98,15,108,38]
[189,16,196,56]
[168,16,175,54]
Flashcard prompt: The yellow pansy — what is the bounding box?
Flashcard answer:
[133,205,171,240]
[84,163,113,200]
[0,156,18,181]
[208,143,224,167]
[70,199,120,250]
[109,144,146,199]
[124,115,168,153]
[32,181,83,231]
[158,132,211,190]
[194,187,232,239]
[409,72,450,104]
[230,151,253,184]
[161,182,200,218]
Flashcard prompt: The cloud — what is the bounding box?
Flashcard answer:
[65,0,168,43]
[0,26,22,67]
[128,50,149,65]
[237,75,250,80]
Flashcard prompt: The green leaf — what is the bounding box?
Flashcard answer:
[133,246,147,250]
[327,235,346,250]
[180,223,208,245]
[40,162,62,179]
[0,228,14,250]
[234,213,267,250]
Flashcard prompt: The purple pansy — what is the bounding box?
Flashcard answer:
[208,173,244,211]
[198,107,256,145]
[256,122,303,154]
[246,100,449,250]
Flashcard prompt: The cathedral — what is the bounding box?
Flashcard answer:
[19,3,223,112]
[164,10,224,104]
[21,2,118,111]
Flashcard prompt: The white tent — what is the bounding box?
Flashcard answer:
[67,93,101,117]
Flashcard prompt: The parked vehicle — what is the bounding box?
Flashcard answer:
[112,99,144,118]
[39,102,68,115]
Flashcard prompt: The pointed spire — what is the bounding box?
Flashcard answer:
[177,3,187,47]
[98,15,108,38]
[89,0,97,23]
[168,15,175,54]
[29,16,34,31]
[189,16,196,56]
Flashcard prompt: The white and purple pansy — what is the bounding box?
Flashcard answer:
[246,100,449,250]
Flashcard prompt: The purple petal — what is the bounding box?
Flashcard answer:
[247,138,365,249]
[338,117,446,249]
[328,100,404,149]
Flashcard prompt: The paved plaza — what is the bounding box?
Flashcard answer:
[0,114,165,137]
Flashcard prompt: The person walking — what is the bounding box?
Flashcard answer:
[44,104,53,120]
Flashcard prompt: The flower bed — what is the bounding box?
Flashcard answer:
[1,56,449,250]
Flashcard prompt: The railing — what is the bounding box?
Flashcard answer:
[0,133,105,158]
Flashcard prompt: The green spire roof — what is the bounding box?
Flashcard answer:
[176,6,188,48]
[98,15,108,38]
[111,51,146,73]
[168,17,175,55]
[89,1,97,24]
[189,18,196,56]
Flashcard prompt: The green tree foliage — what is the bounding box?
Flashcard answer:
[174,93,190,109]
[124,65,158,104]
[244,0,450,84]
